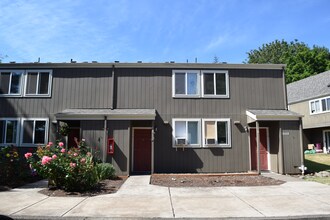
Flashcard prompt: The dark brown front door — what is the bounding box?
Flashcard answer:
[68,128,80,148]
[133,129,152,173]
[250,128,269,171]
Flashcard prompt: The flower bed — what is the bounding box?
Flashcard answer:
[25,141,115,192]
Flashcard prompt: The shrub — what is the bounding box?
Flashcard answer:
[96,163,116,180]
[0,146,31,186]
[25,142,106,191]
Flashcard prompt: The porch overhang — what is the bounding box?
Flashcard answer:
[246,109,303,123]
[55,108,156,120]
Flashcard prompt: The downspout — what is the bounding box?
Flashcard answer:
[256,121,261,174]
[282,66,288,110]
[103,116,108,163]
[151,120,155,174]
[111,64,115,110]
[299,117,304,168]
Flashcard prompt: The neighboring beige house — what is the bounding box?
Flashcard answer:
[287,70,330,153]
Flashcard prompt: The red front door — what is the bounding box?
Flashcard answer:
[133,129,152,172]
[250,128,269,171]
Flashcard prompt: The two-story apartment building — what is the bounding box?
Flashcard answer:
[0,62,303,175]
[287,70,330,153]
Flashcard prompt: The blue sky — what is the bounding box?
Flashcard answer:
[0,0,329,64]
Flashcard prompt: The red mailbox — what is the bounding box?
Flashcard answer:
[108,138,114,154]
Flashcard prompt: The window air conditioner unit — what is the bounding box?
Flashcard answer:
[206,138,216,145]
[176,138,187,145]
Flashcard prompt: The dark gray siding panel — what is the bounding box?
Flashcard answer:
[81,120,130,176]
[0,68,113,121]
[116,68,285,173]
[281,121,302,174]
[107,120,130,176]
[80,120,104,159]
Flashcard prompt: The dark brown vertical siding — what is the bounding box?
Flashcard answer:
[115,68,285,173]
[0,68,113,120]
[281,121,302,174]
[107,120,130,176]
[80,120,104,157]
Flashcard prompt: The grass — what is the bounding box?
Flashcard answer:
[304,154,330,173]
[304,177,330,185]
[304,154,330,185]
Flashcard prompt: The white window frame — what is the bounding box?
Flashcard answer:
[202,118,231,148]
[20,118,49,146]
[172,118,201,148]
[24,70,53,97]
[0,70,24,97]
[172,70,200,98]
[309,96,330,115]
[201,70,229,98]
[0,118,20,146]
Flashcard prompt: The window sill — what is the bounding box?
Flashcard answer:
[24,94,52,98]
[0,94,23,97]
[201,95,230,99]
[172,145,231,149]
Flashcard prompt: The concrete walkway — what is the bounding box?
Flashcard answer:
[1,175,330,219]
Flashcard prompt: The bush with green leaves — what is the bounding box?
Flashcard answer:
[25,142,114,191]
[96,163,116,180]
[0,146,21,185]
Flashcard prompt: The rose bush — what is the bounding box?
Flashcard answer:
[25,142,115,191]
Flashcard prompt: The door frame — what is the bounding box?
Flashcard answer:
[248,127,270,171]
[323,129,330,153]
[131,127,153,173]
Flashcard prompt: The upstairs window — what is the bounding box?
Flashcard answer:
[202,119,231,147]
[0,119,19,145]
[25,70,52,96]
[0,70,23,96]
[172,70,200,97]
[202,71,229,98]
[310,96,330,115]
[173,119,201,147]
[21,119,48,145]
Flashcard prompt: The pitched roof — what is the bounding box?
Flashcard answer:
[287,70,330,104]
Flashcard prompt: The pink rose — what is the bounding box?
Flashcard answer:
[73,153,78,157]
[24,152,33,159]
[52,154,57,159]
[41,156,52,165]
[48,142,53,146]
[60,148,66,153]
[58,142,64,147]
[70,162,76,168]
[80,158,86,163]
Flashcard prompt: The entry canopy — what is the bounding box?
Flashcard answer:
[246,109,303,123]
[56,108,156,120]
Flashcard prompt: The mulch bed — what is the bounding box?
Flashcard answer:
[151,174,285,187]
[38,176,127,197]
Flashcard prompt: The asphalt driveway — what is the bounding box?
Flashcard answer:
[1,173,330,219]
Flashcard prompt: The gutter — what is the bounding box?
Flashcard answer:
[111,64,115,110]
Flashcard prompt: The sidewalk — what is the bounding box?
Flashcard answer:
[1,175,330,219]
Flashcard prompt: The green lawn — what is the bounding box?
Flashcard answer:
[304,154,330,173]
[304,154,330,185]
